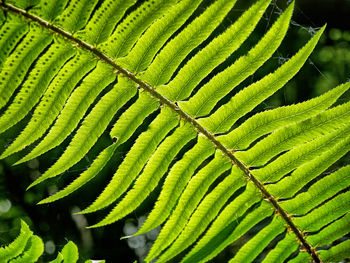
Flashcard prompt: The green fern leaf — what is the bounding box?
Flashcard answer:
[137,136,215,235]
[1,52,97,159]
[319,239,350,263]
[178,0,292,116]
[0,14,27,68]
[199,24,325,133]
[228,216,285,263]
[27,76,137,188]
[261,233,299,263]
[0,0,349,262]
[82,107,179,215]
[182,191,269,263]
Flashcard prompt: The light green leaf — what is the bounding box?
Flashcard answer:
[141,0,238,86]
[0,14,28,68]
[199,25,325,133]
[261,232,299,263]
[280,165,350,215]
[28,76,137,189]
[18,62,115,164]
[98,123,196,226]
[160,0,271,101]
[182,195,270,263]
[82,107,179,217]
[0,42,75,135]
[0,24,52,109]
[157,167,245,262]
[38,143,118,204]
[54,0,99,33]
[307,212,350,247]
[253,123,350,182]
[61,241,79,263]
[0,220,33,263]
[1,52,97,159]
[179,0,293,116]
[76,0,137,45]
[229,217,285,263]
[238,100,350,167]
[100,0,178,58]
[219,82,350,150]
[146,153,232,261]
[319,239,350,262]
[136,136,215,235]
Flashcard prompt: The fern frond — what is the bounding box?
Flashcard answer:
[318,239,350,263]
[228,216,285,263]
[267,132,350,199]
[94,123,196,226]
[0,0,349,262]
[199,24,325,133]
[38,143,118,204]
[30,0,68,21]
[1,52,97,158]
[158,0,271,101]
[5,0,38,9]
[280,165,350,215]
[293,189,350,232]
[99,0,179,58]
[54,0,99,33]
[261,233,299,263]
[82,107,179,215]
[154,167,245,262]
[109,93,159,145]
[137,136,215,235]
[140,0,238,86]
[146,153,232,261]
[75,0,137,45]
[288,252,310,263]
[117,0,203,73]
[0,42,75,134]
[0,24,52,109]
[179,0,292,117]
[0,14,27,68]
[18,63,116,165]
[307,210,350,247]
[219,82,350,150]
[238,99,350,167]
[27,76,137,188]
[182,192,269,263]
[253,123,350,182]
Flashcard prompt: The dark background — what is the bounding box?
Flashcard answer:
[0,0,349,262]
